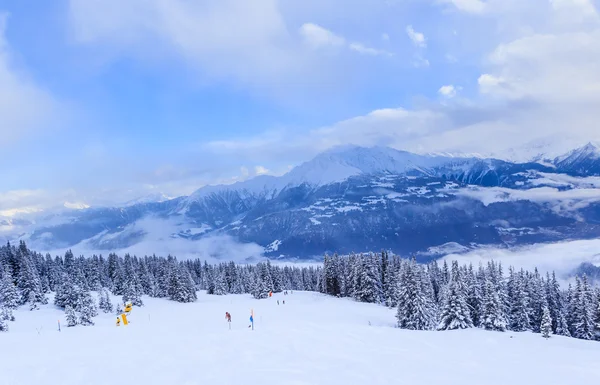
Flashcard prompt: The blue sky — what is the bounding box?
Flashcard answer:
[1,0,600,214]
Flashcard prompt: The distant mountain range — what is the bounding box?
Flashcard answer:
[4,143,600,261]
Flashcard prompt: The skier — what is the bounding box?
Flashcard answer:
[283,300,285,305]
[116,317,121,327]
[277,300,279,305]
[225,312,231,322]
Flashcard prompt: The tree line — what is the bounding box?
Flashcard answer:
[1,241,599,341]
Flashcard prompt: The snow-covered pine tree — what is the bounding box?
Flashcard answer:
[526,269,544,333]
[572,275,595,340]
[1,305,15,322]
[322,255,341,296]
[213,271,228,295]
[65,305,78,327]
[541,303,552,339]
[28,290,39,310]
[545,272,570,336]
[0,315,7,332]
[122,255,144,306]
[252,271,271,299]
[481,278,507,332]
[508,270,530,332]
[16,252,46,306]
[437,273,473,330]
[167,261,197,303]
[54,273,79,309]
[396,259,434,330]
[99,289,113,313]
[594,296,600,341]
[0,267,19,310]
[353,254,382,303]
[77,290,97,326]
[465,264,483,327]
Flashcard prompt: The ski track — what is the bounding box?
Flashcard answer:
[2,291,600,385]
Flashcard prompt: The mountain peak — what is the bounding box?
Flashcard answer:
[554,142,600,175]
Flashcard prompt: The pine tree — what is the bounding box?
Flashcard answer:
[77,291,97,326]
[122,255,144,306]
[353,255,382,303]
[0,315,7,332]
[16,253,46,306]
[546,272,570,336]
[465,264,483,327]
[593,298,600,341]
[213,271,228,295]
[99,289,113,313]
[396,260,434,330]
[508,270,530,332]
[437,277,473,330]
[54,274,79,309]
[541,304,552,339]
[1,306,15,322]
[0,267,19,309]
[572,275,594,340]
[65,305,78,327]
[28,290,39,310]
[481,279,507,332]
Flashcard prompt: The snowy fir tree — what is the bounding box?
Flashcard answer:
[77,291,97,326]
[65,305,78,327]
[0,315,7,332]
[594,299,600,341]
[0,267,19,310]
[508,269,530,332]
[481,279,507,332]
[16,251,46,306]
[1,305,15,323]
[99,289,113,313]
[572,276,595,340]
[213,271,228,295]
[541,304,552,339]
[122,255,144,306]
[396,260,434,330]
[437,273,473,330]
[465,264,483,327]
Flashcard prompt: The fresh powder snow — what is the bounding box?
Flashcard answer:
[2,291,599,385]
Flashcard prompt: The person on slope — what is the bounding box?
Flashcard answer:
[116,317,121,327]
[225,312,232,323]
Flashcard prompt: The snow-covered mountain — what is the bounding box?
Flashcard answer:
[123,192,175,206]
[5,143,600,260]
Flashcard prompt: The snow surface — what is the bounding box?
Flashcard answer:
[2,291,599,385]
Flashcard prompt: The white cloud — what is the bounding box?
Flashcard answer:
[412,55,430,67]
[480,31,600,102]
[348,42,392,56]
[254,165,270,175]
[441,0,487,14]
[300,23,391,56]
[299,23,345,48]
[68,0,312,91]
[0,12,62,147]
[406,25,426,47]
[438,85,458,97]
[381,33,390,41]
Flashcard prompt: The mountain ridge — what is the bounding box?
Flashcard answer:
[3,142,600,261]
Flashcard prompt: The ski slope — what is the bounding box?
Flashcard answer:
[2,291,599,385]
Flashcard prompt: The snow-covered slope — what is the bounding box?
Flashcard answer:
[3,291,599,385]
